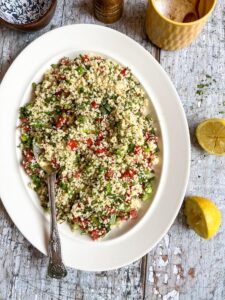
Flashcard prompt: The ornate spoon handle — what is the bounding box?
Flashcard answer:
[47,172,67,279]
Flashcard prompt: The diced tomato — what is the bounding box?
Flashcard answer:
[95,148,108,154]
[20,118,28,123]
[64,91,70,98]
[67,139,78,151]
[24,150,34,163]
[105,169,113,179]
[96,117,103,123]
[121,68,127,76]
[86,138,93,147]
[90,229,100,240]
[122,169,135,179]
[95,133,104,146]
[56,116,66,128]
[74,171,81,179]
[58,75,66,81]
[79,219,89,230]
[55,89,63,97]
[60,58,70,65]
[22,125,30,133]
[134,145,141,154]
[130,209,138,219]
[22,160,32,175]
[51,158,60,169]
[81,54,89,62]
[147,153,155,165]
[119,212,129,221]
[91,101,97,109]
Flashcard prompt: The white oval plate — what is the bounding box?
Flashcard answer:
[0,24,190,271]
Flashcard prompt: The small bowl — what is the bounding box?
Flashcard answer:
[145,0,217,50]
[0,0,57,31]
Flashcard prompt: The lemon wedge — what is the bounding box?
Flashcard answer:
[184,196,222,239]
[196,118,225,155]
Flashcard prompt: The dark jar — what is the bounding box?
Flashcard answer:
[94,0,124,24]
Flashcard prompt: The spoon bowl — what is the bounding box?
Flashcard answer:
[0,0,57,31]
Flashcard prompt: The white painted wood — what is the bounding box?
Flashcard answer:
[145,1,225,299]
[0,0,224,299]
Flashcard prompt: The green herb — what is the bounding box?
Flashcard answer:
[32,122,44,129]
[100,103,112,115]
[99,106,107,115]
[45,96,56,103]
[99,165,107,173]
[128,143,135,153]
[106,183,112,194]
[60,182,68,192]
[54,106,62,115]
[77,115,85,124]
[31,174,41,190]
[21,134,28,143]
[196,90,204,95]
[77,65,85,75]
[115,149,123,157]
[219,111,224,114]
[79,87,84,93]
[19,106,31,118]
[206,74,212,79]
[91,216,100,226]
[151,128,156,135]
[142,184,152,201]
[143,147,150,153]
[197,84,206,89]
[32,82,37,90]
[110,214,117,225]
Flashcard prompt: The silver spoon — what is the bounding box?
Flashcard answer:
[33,142,67,279]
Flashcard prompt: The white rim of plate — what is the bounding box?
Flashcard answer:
[0,24,190,271]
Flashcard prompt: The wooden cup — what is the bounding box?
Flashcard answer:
[0,0,57,31]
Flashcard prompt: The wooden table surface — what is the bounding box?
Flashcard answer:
[0,1,224,299]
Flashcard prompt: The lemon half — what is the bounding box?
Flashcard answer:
[196,118,225,155]
[184,196,222,239]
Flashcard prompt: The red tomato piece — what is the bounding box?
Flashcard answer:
[105,169,113,179]
[58,75,66,81]
[22,125,30,133]
[74,172,81,179]
[55,90,63,97]
[20,117,28,123]
[86,138,93,147]
[60,58,70,65]
[95,148,108,154]
[64,91,70,98]
[56,116,66,128]
[90,229,100,240]
[121,68,127,76]
[134,145,141,154]
[91,101,97,109]
[130,209,138,219]
[95,133,104,146]
[122,169,135,179]
[145,131,151,141]
[24,150,34,163]
[51,158,60,169]
[68,139,78,151]
[96,117,103,123]
[81,54,89,62]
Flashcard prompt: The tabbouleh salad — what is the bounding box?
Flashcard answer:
[19,54,159,240]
